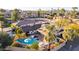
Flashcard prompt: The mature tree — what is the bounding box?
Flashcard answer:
[55,19,70,29]
[0,32,13,49]
[62,24,79,41]
[70,7,78,18]
[0,21,4,32]
[38,9,41,17]
[72,7,78,11]
[56,8,65,17]
[0,10,5,21]
[56,8,60,16]
[0,9,6,12]
[45,24,56,50]
[11,9,20,21]
[50,8,53,15]
[59,8,66,17]
[60,8,65,13]
[0,11,5,32]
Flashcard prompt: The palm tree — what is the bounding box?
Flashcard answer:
[45,24,56,50]
[11,27,26,46]
[50,8,53,15]
[72,7,78,11]
[71,7,78,18]
[0,9,5,13]
[55,19,70,29]
[0,10,5,32]
[38,9,41,17]
[0,21,4,32]
[57,8,65,17]
[60,8,65,16]
[11,9,20,21]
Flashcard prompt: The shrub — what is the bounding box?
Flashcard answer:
[55,19,70,28]
[0,31,13,48]
[12,43,22,47]
[31,42,39,50]
[62,24,79,41]
[25,46,31,49]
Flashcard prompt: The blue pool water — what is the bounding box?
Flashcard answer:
[16,37,38,45]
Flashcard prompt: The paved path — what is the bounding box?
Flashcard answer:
[58,37,79,51]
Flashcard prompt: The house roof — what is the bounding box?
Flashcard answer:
[17,18,49,32]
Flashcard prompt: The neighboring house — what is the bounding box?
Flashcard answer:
[20,10,51,18]
[4,10,11,18]
[20,11,28,19]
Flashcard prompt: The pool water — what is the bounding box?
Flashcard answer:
[16,37,38,45]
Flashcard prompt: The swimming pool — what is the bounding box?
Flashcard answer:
[16,37,38,45]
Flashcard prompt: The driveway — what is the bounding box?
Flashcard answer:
[58,37,79,51]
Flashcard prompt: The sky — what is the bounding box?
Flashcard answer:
[0,0,79,10]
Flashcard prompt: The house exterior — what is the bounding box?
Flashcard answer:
[4,10,11,18]
[17,18,49,32]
